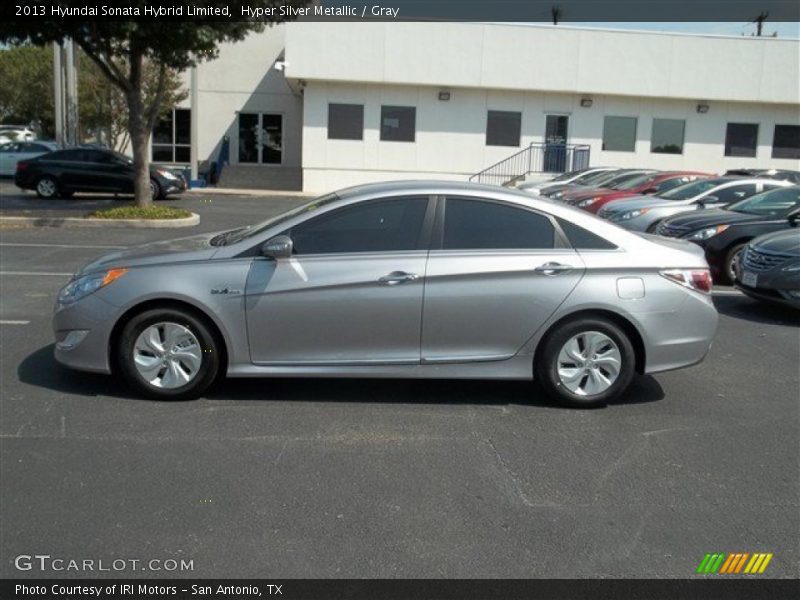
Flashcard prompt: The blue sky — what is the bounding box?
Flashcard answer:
[562,21,800,38]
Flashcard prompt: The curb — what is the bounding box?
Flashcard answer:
[0,212,200,229]
[185,187,315,198]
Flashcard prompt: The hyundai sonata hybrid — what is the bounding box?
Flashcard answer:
[53,181,718,408]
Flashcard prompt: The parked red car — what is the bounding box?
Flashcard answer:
[569,172,712,214]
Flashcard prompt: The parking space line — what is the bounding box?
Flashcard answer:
[0,243,124,249]
[0,320,30,325]
[0,271,72,276]
[712,290,744,296]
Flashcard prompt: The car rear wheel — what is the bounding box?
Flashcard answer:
[724,243,746,285]
[535,317,636,408]
[36,176,59,199]
[118,308,220,400]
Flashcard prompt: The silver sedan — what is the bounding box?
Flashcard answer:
[53,181,718,408]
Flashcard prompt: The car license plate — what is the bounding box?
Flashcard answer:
[741,270,757,287]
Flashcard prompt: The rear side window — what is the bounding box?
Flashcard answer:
[443,198,554,250]
[556,218,617,250]
[291,196,429,255]
[711,184,757,204]
[43,149,83,161]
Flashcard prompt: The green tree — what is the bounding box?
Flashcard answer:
[0,1,309,205]
[80,54,187,153]
[0,45,54,136]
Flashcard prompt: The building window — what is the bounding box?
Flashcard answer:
[772,125,800,159]
[651,118,685,154]
[486,110,521,147]
[602,116,637,152]
[380,106,416,142]
[724,123,759,157]
[328,103,364,140]
[152,108,191,163]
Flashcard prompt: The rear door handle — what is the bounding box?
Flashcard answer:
[378,271,419,285]
[534,262,574,276]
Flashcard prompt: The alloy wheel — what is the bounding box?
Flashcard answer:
[556,331,622,396]
[133,322,202,389]
[37,178,57,198]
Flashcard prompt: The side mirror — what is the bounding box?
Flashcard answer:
[788,209,800,227]
[696,196,718,208]
[261,235,293,259]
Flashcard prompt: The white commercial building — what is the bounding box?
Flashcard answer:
[160,22,800,192]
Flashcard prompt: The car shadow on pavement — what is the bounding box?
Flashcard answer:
[714,295,800,326]
[19,344,664,408]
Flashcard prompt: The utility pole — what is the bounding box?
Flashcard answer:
[751,11,769,36]
[52,42,64,146]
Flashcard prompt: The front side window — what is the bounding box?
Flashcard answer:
[380,106,416,142]
[290,196,429,255]
[651,118,685,154]
[328,103,364,140]
[724,123,758,157]
[486,110,521,147]
[442,198,554,250]
[152,108,191,163]
[709,184,758,204]
[602,116,637,152]
[772,125,800,159]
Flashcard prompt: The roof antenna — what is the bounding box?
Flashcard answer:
[750,11,769,36]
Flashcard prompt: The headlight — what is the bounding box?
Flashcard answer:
[156,169,179,181]
[578,198,599,207]
[57,268,128,305]
[619,208,649,221]
[686,225,730,241]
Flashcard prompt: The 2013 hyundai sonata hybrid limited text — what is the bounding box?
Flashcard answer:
[53,181,719,408]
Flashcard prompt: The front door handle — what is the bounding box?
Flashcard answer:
[534,262,574,276]
[378,271,419,285]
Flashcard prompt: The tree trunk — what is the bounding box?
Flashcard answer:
[126,49,152,207]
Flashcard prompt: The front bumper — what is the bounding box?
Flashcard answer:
[52,293,119,374]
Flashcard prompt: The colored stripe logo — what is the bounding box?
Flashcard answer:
[696,552,773,574]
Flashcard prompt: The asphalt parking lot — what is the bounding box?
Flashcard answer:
[0,183,798,579]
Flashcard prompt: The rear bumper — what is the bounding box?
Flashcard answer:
[640,292,719,374]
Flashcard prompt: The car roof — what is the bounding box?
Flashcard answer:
[336,179,541,200]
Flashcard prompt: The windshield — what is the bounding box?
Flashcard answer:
[582,170,623,186]
[613,173,657,191]
[550,168,591,182]
[728,186,800,216]
[658,179,726,201]
[212,193,339,246]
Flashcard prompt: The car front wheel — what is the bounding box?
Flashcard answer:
[149,179,164,201]
[724,243,746,284]
[118,308,220,400]
[535,317,636,408]
[36,176,59,199]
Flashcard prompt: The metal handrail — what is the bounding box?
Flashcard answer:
[470,142,591,186]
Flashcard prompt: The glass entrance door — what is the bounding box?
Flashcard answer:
[544,114,569,172]
[238,113,283,165]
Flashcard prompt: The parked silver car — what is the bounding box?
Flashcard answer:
[598,177,792,232]
[518,167,618,196]
[53,181,718,407]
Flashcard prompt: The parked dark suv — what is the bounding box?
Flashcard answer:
[14,148,185,200]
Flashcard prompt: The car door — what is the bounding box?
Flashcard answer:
[244,195,434,364]
[421,197,585,362]
[0,143,21,175]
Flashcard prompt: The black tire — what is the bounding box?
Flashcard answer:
[35,175,59,199]
[117,308,221,400]
[535,317,636,408]
[723,243,747,285]
[149,179,164,201]
[646,220,661,234]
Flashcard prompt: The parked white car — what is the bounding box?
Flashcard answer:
[0,126,36,145]
[0,141,58,176]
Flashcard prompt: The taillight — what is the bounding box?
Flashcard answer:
[16,162,28,171]
[660,268,713,294]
